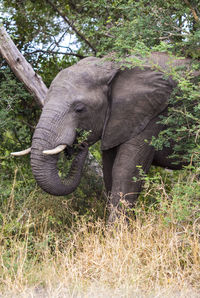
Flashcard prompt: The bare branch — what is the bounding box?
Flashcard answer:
[158,32,187,40]
[26,49,86,59]
[45,0,97,55]
[50,31,66,51]
[184,0,199,23]
[0,25,47,107]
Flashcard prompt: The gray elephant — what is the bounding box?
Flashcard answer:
[13,52,195,218]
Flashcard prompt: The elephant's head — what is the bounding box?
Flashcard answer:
[30,53,177,196]
[30,57,118,195]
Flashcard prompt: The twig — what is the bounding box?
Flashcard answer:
[25,49,86,59]
[45,0,97,55]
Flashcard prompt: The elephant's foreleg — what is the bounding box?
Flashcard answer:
[102,147,118,193]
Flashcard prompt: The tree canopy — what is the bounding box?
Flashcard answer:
[1,0,200,60]
[0,0,199,170]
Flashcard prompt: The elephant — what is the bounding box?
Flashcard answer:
[12,52,197,220]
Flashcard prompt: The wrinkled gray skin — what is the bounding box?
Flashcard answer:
[31,52,192,220]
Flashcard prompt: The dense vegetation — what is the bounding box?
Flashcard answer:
[0,0,200,296]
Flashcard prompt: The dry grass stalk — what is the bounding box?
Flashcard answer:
[0,212,199,297]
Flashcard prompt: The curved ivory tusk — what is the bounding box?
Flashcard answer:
[11,147,31,156]
[43,144,67,155]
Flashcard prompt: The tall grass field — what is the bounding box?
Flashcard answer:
[0,165,200,297]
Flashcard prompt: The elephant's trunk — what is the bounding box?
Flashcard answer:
[31,142,88,196]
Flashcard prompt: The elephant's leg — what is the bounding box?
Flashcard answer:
[153,146,184,170]
[102,147,118,193]
[110,138,155,207]
[108,117,162,221]
[108,140,155,221]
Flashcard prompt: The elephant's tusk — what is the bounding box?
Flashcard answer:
[11,147,31,156]
[43,144,67,155]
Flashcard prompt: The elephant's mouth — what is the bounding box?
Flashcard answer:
[42,141,87,158]
[64,136,80,159]
[63,129,91,159]
[43,132,85,159]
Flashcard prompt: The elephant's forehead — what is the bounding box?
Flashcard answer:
[46,73,106,106]
[52,65,100,88]
[47,84,101,100]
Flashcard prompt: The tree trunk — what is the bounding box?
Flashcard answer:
[0,25,47,107]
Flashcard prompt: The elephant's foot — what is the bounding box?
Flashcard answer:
[107,193,135,224]
[108,205,121,223]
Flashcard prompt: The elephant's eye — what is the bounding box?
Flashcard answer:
[74,103,85,113]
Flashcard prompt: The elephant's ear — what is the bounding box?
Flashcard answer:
[101,66,175,150]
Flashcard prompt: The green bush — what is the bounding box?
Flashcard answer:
[134,166,200,225]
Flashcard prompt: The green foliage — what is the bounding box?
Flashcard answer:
[134,166,200,225]
[151,63,200,165]
[1,0,199,58]
[0,165,105,242]
[0,68,40,175]
[67,0,200,58]
[76,128,92,145]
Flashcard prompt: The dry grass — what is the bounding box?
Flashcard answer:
[0,167,200,297]
[0,211,200,297]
